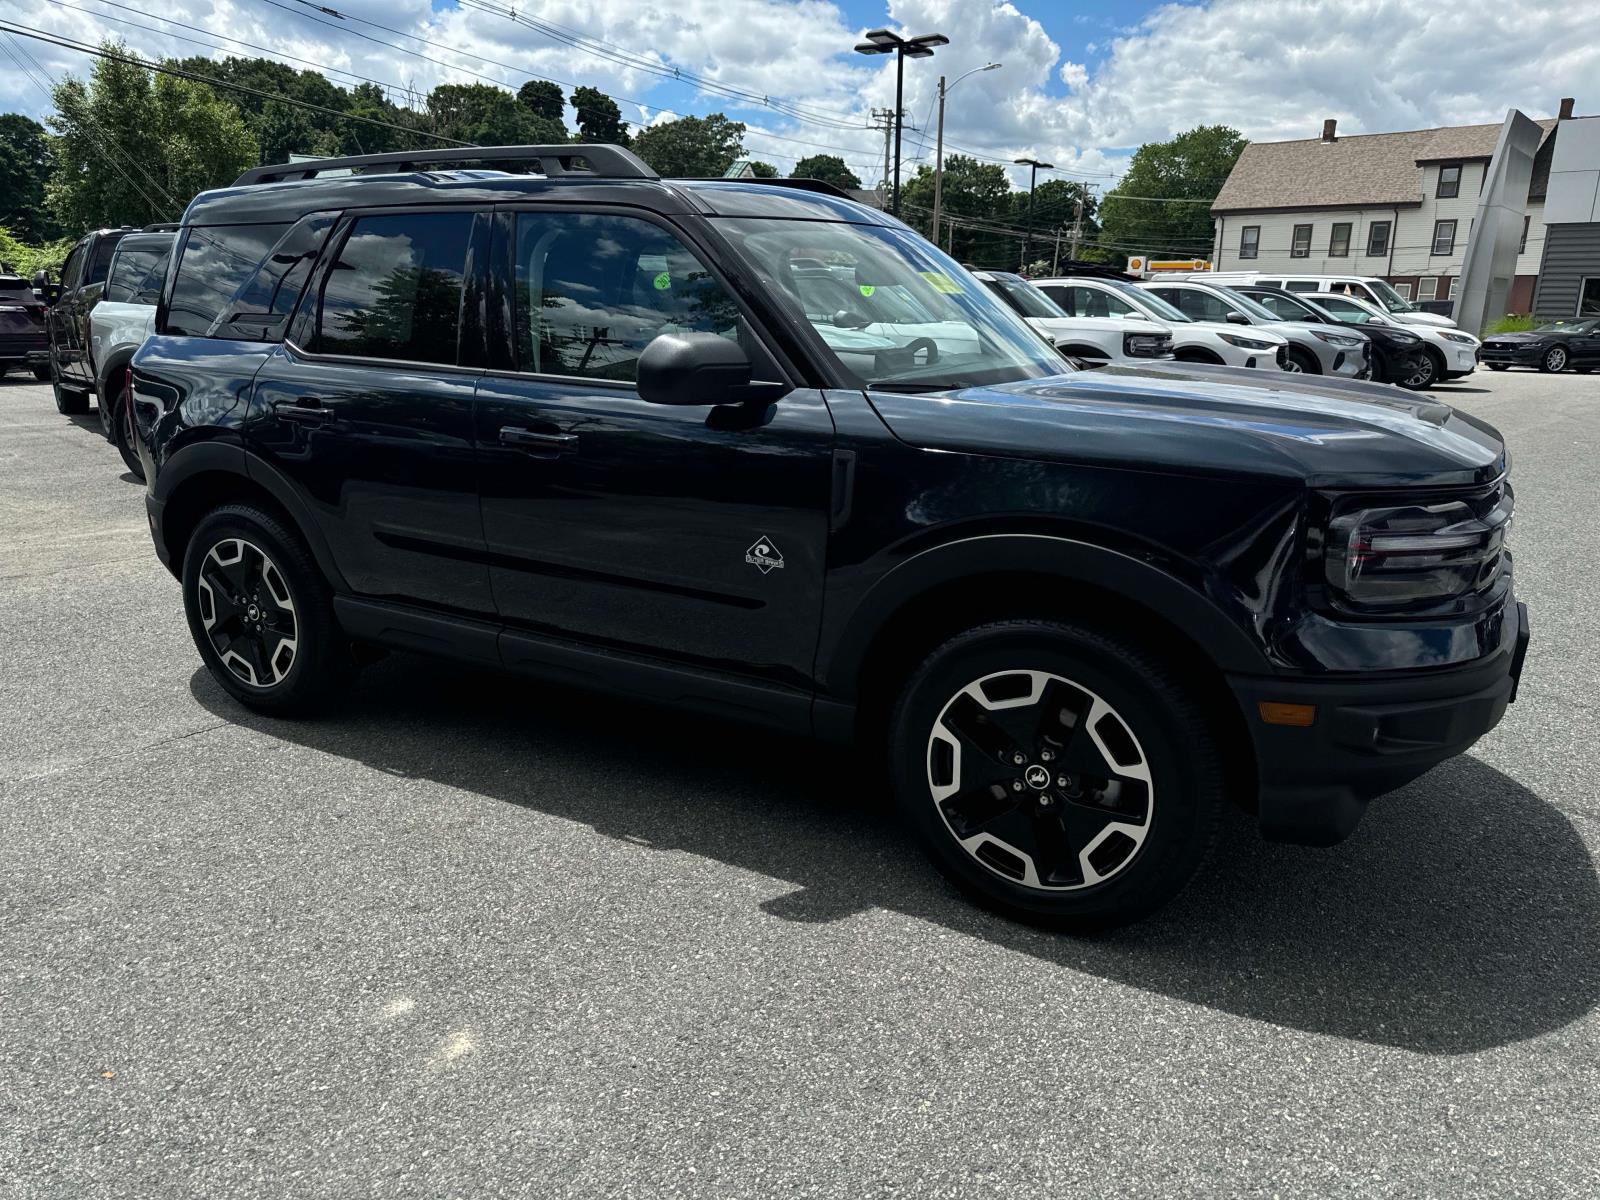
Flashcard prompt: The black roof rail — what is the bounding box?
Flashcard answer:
[232,143,658,187]
[141,222,181,232]
[673,176,851,200]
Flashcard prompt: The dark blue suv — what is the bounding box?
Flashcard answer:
[131,145,1529,929]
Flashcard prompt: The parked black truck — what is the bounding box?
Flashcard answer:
[129,146,1529,929]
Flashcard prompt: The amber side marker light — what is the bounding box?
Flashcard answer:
[1258,702,1317,727]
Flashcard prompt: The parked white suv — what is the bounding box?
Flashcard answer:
[1302,291,1480,387]
[972,271,1173,364]
[1139,280,1372,379]
[1168,272,1458,330]
[87,230,172,478]
[1034,276,1289,371]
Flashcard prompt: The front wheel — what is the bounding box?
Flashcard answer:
[1540,345,1569,373]
[1398,348,1441,390]
[182,505,355,715]
[1284,347,1317,374]
[889,619,1224,931]
[51,355,89,415]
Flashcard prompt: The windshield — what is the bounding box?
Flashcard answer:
[1310,294,1385,324]
[988,274,1066,319]
[1105,280,1190,323]
[715,218,1067,391]
[1366,278,1419,313]
[1535,318,1598,333]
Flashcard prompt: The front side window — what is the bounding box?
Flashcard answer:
[1239,225,1259,259]
[1431,220,1457,255]
[85,236,121,287]
[716,217,1065,392]
[1366,221,1391,257]
[59,245,84,290]
[1436,163,1461,199]
[1290,225,1312,258]
[315,212,472,364]
[1043,284,1134,318]
[165,223,291,337]
[104,242,170,305]
[1328,223,1352,257]
[1152,286,1235,323]
[512,211,743,381]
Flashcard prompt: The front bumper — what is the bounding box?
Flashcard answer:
[1443,343,1480,376]
[1478,343,1542,366]
[1227,600,1529,846]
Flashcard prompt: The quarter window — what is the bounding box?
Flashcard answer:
[1239,225,1259,260]
[1290,224,1312,258]
[1431,220,1457,255]
[85,237,121,287]
[1437,163,1461,199]
[512,211,742,381]
[1045,284,1135,318]
[1366,221,1391,257]
[1328,223,1352,257]
[314,212,473,364]
[165,223,291,337]
[220,214,335,342]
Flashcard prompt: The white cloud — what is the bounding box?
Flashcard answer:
[1058,61,1087,90]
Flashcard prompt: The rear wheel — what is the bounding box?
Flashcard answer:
[32,364,50,381]
[182,504,355,715]
[1487,363,1509,371]
[1540,345,1569,373]
[889,619,1224,931]
[110,373,145,480]
[51,354,89,415]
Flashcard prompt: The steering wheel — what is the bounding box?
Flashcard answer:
[905,337,940,366]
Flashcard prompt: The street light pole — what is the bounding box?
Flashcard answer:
[855,28,949,219]
[1014,156,1053,273]
[932,62,999,250]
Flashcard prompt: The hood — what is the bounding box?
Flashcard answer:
[1027,315,1170,338]
[1482,330,1553,343]
[866,362,1505,489]
[1395,311,1457,329]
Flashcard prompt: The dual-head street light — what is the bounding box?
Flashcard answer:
[1014,156,1054,272]
[855,28,949,217]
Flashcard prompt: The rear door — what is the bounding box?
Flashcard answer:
[249,207,494,615]
[472,205,833,689]
[48,242,85,381]
[66,235,123,387]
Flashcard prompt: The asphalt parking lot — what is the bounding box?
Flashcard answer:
[2,369,1597,1198]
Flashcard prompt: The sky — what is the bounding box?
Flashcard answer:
[3,0,1599,199]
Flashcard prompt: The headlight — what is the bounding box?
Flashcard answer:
[1311,330,1364,348]
[1323,485,1513,612]
[1388,332,1421,346]
[1220,333,1275,350]
[1440,331,1478,345]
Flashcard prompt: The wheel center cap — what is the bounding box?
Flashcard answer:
[246,603,261,622]
[1024,764,1051,791]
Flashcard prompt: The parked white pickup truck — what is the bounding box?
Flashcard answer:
[87,230,172,478]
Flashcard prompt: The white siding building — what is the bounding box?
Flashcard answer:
[1209,108,1581,313]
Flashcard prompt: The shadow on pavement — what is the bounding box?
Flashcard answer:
[191,653,1599,1056]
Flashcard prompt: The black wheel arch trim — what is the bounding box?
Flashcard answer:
[819,532,1272,698]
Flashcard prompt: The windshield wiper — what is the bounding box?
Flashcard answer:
[868,381,952,394]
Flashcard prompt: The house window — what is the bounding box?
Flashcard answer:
[1437,163,1461,199]
[1366,221,1391,257]
[1449,276,1460,298]
[1519,215,1530,254]
[1328,222,1352,257]
[1418,277,1438,300]
[1290,224,1312,258]
[1431,220,1457,255]
[1392,281,1413,300]
[1238,225,1260,259]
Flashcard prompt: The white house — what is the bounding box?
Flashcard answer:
[1209,103,1584,313]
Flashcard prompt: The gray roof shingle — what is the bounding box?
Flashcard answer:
[1212,119,1558,214]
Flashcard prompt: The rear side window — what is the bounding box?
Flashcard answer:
[214,214,334,341]
[85,236,122,286]
[313,212,472,365]
[165,223,290,336]
[104,243,170,305]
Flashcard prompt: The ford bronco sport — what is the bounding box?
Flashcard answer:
[130,145,1529,929]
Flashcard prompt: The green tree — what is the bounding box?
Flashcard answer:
[427,83,563,146]
[516,80,566,133]
[1009,178,1099,269]
[1097,125,1246,259]
[46,43,258,230]
[748,160,778,178]
[630,113,745,178]
[571,86,629,145]
[790,153,862,191]
[899,154,1012,266]
[0,115,60,242]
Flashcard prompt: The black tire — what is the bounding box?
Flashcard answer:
[182,504,355,715]
[51,354,89,415]
[32,364,51,382]
[1539,344,1569,374]
[1397,347,1441,391]
[0,363,8,379]
[1577,366,1594,374]
[1487,363,1509,371]
[96,385,114,439]
[889,619,1224,931]
[109,375,145,480]
[1285,346,1318,374]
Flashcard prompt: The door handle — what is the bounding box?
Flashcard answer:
[499,426,578,456]
[274,400,334,426]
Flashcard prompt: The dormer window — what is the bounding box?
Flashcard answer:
[1436,163,1462,199]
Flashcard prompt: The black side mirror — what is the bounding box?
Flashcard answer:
[41,284,62,307]
[637,333,787,407]
[1225,310,1250,325]
[31,269,49,288]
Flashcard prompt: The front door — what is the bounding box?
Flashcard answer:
[248,207,493,614]
[473,208,834,690]
[49,242,86,386]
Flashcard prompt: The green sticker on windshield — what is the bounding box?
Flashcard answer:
[859,284,875,297]
[918,270,962,294]
[653,271,672,290]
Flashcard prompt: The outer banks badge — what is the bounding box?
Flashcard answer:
[745,536,784,574]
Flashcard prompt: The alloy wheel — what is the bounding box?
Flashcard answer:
[195,538,299,688]
[1546,347,1568,372]
[1281,356,1303,373]
[926,669,1154,891]
[1404,355,1437,388]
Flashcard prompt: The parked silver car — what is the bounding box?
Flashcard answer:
[1140,279,1372,378]
[87,230,172,478]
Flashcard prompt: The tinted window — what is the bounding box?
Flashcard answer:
[1250,292,1311,321]
[104,243,170,304]
[315,212,471,364]
[60,245,84,290]
[165,223,290,337]
[1284,280,1316,292]
[1153,286,1235,323]
[218,214,335,341]
[1049,284,1134,318]
[513,211,740,381]
[85,236,121,286]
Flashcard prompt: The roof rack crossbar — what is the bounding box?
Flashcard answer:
[233,144,658,187]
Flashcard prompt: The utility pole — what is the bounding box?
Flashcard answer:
[870,107,897,204]
[1052,225,1063,275]
[931,62,999,252]
[1068,194,1084,263]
